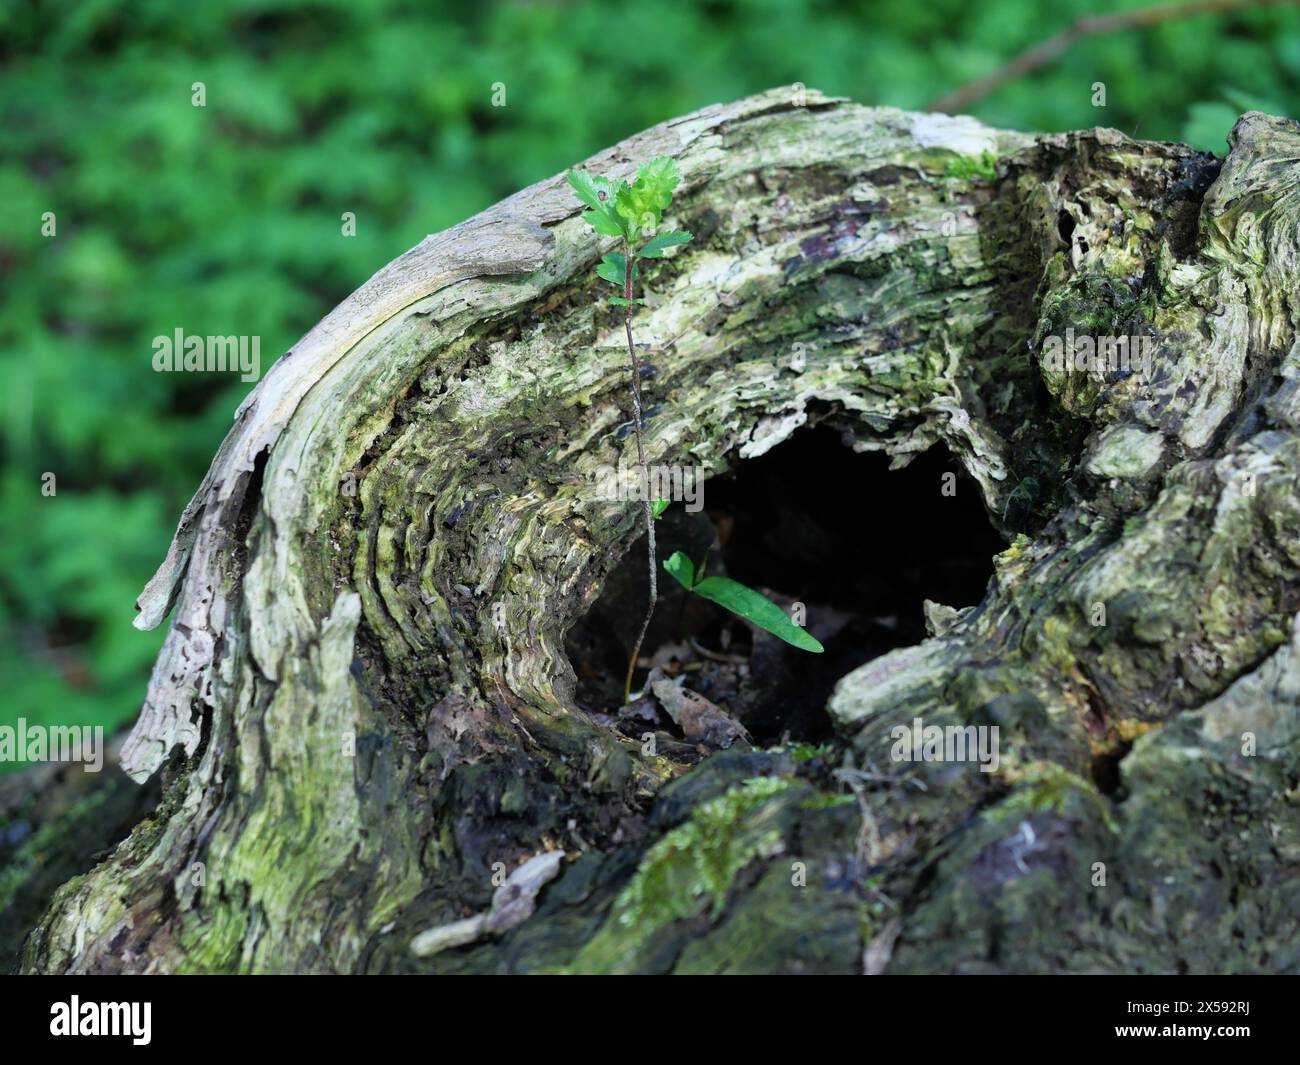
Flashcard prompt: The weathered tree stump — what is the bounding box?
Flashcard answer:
[12,87,1300,974]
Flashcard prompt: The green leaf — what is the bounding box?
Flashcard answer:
[634,157,681,212]
[583,207,625,238]
[614,156,681,242]
[566,169,605,211]
[663,551,695,589]
[596,252,632,286]
[689,576,824,653]
[569,169,628,238]
[651,498,671,519]
[572,161,680,245]
[639,230,692,258]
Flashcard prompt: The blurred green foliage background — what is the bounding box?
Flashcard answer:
[1,0,1296,764]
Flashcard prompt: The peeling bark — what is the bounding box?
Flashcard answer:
[13,87,1300,974]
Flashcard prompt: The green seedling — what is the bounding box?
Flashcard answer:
[663,550,824,654]
[569,157,693,702]
[570,159,821,704]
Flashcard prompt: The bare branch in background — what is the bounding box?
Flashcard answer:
[929,0,1298,114]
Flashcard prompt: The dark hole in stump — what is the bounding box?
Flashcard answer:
[1090,740,1133,796]
[566,426,1005,747]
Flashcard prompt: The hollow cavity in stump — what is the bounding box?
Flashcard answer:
[566,426,1005,748]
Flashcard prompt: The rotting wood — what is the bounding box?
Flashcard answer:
[12,88,1300,974]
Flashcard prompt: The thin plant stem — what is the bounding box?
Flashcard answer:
[622,240,657,703]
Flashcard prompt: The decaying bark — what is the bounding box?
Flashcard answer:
[11,87,1300,973]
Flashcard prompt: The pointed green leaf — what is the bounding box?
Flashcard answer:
[651,499,672,519]
[663,551,695,590]
[570,170,627,238]
[640,230,693,258]
[690,576,824,652]
[583,207,625,238]
[566,169,605,211]
[596,252,631,286]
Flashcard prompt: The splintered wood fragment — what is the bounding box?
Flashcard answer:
[409,915,486,959]
[410,850,565,958]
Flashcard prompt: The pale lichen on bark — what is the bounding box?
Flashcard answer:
[12,89,1300,974]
